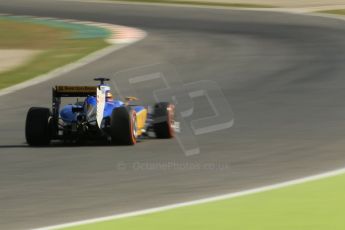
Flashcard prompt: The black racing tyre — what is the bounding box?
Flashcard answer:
[110,107,137,145]
[25,107,52,146]
[153,102,175,139]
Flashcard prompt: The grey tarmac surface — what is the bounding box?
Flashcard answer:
[1,0,345,229]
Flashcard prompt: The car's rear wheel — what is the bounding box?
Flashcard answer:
[110,107,137,145]
[25,107,52,146]
[153,102,175,138]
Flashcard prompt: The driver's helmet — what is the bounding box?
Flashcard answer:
[106,91,113,101]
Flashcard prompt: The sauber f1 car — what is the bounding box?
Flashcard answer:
[25,78,175,146]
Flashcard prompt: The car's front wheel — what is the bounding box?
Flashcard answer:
[153,102,175,138]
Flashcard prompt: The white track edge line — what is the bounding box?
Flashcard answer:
[33,166,345,230]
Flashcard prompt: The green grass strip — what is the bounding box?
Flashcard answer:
[64,172,345,230]
[318,9,345,16]
[108,0,275,8]
[0,16,110,89]
[3,15,111,39]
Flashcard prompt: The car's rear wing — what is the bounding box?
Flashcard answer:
[51,85,97,138]
[53,85,97,97]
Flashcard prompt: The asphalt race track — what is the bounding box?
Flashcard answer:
[1,0,345,229]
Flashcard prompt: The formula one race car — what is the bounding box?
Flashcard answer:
[25,78,175,146]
